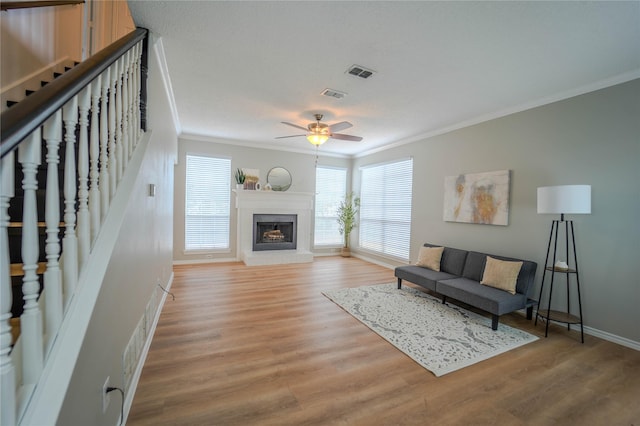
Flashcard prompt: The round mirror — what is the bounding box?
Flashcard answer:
[267,167,292,191]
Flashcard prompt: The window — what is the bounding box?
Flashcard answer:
[359,158,413,261]
[314,166,347,246]
[185,155,231,251]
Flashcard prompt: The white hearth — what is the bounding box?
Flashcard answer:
[234,190,314,266]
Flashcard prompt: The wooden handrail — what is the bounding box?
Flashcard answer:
[0,27,148,158]
[1,0,84,11]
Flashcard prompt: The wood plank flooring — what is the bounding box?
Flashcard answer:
[127,257,640,425]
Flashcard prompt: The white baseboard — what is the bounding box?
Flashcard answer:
[520,308,639,351]
[173,257,239,265]
[578,324,640,351]
[351,252,397,270]
[122,272,175,424]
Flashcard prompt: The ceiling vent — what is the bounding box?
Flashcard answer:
[346,64,375,79]
[321,88,347,99]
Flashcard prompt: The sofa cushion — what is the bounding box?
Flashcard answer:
[416,246,444,271]
[423,243,468,275]
[395,265,457,292]
[480,256,523,295]
[461,251,487,281]
[437,277,527,316]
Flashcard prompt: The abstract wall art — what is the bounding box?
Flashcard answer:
[443,170,511,226]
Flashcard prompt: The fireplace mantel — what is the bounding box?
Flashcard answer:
[234,190,314,266]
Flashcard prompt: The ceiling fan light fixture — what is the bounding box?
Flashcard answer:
[307,133,329,145]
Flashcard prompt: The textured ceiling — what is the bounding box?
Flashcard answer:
[128,1,640,157]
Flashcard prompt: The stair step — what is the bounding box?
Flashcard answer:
[10,317,20,347]
[8,221,65,228]
[10,262,47,277]
[7,100,18,108]
[25,89,35,96]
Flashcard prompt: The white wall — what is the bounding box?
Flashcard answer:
[1,4,83,92]
[172,138,351,262]
[352,78,640,343]
[56,35,177,426]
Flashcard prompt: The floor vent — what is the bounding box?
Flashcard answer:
[346,64,375,79]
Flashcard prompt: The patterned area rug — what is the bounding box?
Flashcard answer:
[322,283,538,377]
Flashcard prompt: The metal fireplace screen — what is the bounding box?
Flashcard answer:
[253,214,297,251]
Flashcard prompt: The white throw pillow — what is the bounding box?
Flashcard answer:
[415,246,444,271]
[480,256,523,295]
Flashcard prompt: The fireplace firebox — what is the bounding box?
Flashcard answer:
[253,214,297,251]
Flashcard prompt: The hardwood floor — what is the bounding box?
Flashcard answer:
[127,257,640,425]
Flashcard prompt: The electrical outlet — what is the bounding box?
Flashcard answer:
[102,376,111,413]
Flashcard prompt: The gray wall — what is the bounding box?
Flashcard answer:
[57,36,178,426]
[172,80,639,343]
[172,138,351,262]
[352,79,640,342]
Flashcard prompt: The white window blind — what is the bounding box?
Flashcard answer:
[314,166,347,246]
[185,155,231,250]
[359,158,413,261]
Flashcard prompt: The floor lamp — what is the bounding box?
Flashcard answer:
[535,185,591,343]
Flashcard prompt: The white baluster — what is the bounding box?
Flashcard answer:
[100,69,110,221]
[42,111,63,349]
[0,152,16,426]
[62,97,79,305]
[129,46,138,153]
[109,62,117,199]
[89,77,102,244]
[139,40,145,139]
[77,86,91,270]
[115,58,124,183]
[121,51,130,170]
[126,49,134,159]
[134,42,142,142]
[18,130,44,385]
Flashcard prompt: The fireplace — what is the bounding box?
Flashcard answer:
[235,190,313,265]
[253,214,297,251]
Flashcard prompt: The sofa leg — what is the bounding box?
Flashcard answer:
[442,296,447,305]
[491,315,499,330]
[526,306,533,320]
[397,278,402,289]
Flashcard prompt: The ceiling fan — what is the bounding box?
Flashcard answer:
[276,114,363,146]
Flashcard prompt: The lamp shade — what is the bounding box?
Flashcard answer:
[537,185,591,214]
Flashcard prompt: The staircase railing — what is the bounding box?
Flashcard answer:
[0,27,148,425]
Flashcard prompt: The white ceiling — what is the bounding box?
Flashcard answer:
[128,1,640,157]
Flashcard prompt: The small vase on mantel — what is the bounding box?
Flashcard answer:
[236,184,244,191]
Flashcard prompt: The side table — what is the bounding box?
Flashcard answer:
[535,266,584,343]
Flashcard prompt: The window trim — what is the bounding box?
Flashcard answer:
[314,165,348,248]
[358,157,413,262]
[184,153,232,253]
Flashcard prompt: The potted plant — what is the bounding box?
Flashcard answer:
[337,192,360,257]
[234,168,246,190]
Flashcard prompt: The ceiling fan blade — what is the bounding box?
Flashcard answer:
[275,134,306,139]
[281,121,308,131]
[331,133,363,142]
[329,121,352,133]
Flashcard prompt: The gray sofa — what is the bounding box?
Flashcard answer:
[395,243,537,330]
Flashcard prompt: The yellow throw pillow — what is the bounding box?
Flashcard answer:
[480,256,523,295]
[416,246,444,271]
